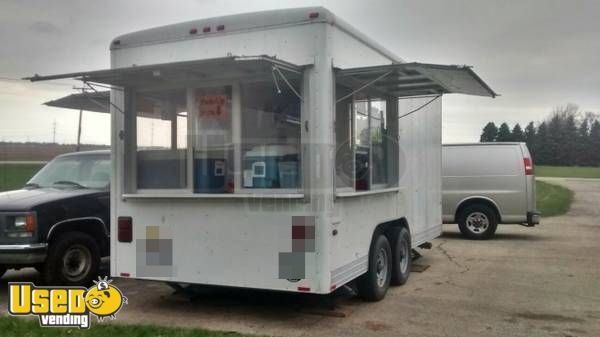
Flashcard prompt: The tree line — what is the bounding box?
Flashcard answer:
[480,104,600,166]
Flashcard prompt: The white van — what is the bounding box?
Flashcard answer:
[28,7,495,301]
[442,143,540,239]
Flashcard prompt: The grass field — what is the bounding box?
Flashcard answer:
[0,316,249,337]
[536,165,600,179]
[536,180,574,217]
[0,164,44,191]
[0,164,578,219]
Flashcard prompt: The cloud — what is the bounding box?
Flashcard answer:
[1,0,599,144]
[28,21,62,35]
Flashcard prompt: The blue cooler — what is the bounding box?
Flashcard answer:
[243,145,299,188]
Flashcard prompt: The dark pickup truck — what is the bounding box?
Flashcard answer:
[0,150,110,285]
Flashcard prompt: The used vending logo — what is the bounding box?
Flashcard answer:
[8,277,127,329]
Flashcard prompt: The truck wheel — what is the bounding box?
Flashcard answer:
[458,204,498,240]
[42,232,100,286]
[357,234,392,301]
[390,227,412,286]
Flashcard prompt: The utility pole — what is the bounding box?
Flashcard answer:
[73,86,87,151]
[52,120,56,144]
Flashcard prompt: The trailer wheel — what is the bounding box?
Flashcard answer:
[458,204,498,240]
[390,227,412,286]
[357,234,392,301]
[42,232,100,286]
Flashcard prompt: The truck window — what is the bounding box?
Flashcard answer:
[28,155,110,189]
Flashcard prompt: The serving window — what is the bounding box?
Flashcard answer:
[192,86,233,193]
[125,78,302,195]
[133,88,188,191]
[240,81,301,190]
[335,86,398,192]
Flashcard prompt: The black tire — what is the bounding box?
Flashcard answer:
[357,234,392,301]
[458,204,498,240]
[390,227,412,286]
[41,232,100,286]
[0,266,6,279]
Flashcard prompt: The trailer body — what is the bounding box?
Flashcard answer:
[27,7,495,296]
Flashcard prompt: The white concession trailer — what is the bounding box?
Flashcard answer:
[28,7,495,301]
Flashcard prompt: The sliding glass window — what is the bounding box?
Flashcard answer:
[125,77,302,195]
[335,92,397,192]
[133,88,188,191]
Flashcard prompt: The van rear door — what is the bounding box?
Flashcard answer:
[520,143,539,224]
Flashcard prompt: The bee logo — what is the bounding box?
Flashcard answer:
[85,277,128,321]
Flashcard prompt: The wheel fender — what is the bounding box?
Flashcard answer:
[47,217,108,242]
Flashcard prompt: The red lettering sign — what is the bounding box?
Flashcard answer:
[198,95,228,120]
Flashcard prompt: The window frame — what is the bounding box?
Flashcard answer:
[126,87,190,195]
[334,93,399,196]
[235,79,304,195]
[123,77,305,197]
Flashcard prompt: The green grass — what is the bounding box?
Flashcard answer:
[0,164,44,192]
[536,165,600,179]
[0,316,251,337]
[536,180,574,217]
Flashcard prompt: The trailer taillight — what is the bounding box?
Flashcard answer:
[524,158,534,175]
[203,26,211,33]
[118,216,133,242]
[308,12,319,19]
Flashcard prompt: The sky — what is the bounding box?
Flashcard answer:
[0,0,599,144]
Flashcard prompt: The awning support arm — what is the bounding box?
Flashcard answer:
[335,70,393,103]
[397,95,441,120]
[272,66,303,101]
[83,81,123,91]
[84,81,125,115]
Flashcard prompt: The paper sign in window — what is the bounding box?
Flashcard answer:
[198,95,228,120]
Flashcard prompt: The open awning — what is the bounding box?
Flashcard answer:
[44,91,110,113]
[336,62,497,99]
[25,55,304,87]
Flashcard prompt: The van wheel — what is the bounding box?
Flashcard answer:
[42,232,100,286]
[458,204,498,240]
[357,234,392,301]
[390,227,412,286]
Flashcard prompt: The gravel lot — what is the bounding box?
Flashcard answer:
[2,178,599,337]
